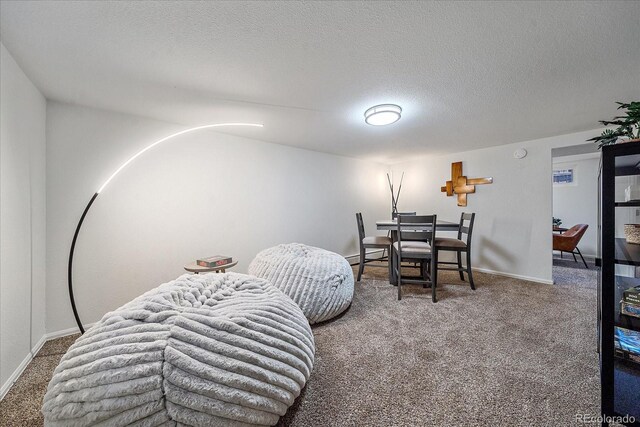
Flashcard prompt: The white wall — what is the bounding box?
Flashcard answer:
[46,102,389,334]
[391,129,603,284]
[552,154,600,257]
[0,43,47,396]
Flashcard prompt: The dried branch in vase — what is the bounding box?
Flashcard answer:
[387,172,404,216]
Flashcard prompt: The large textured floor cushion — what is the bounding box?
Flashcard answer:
[42,273,315,426]
[248,243,354,324]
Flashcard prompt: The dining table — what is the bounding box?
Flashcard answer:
[376,219,460,285]
[376,219,460,232]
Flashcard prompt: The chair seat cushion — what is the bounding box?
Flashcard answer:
[434,237,467,249]
[363,235,392,246]
[393,240,432,255]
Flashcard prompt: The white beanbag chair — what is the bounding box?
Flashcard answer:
[248,243,354,324]
[42,273,315,426]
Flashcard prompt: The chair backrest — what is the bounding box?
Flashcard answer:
[397,214,437,246]
[552,223,588,252]
[395,212,422,241]
[458,212,476,246]
[392,211,417,220]
[355,212,365,241]
[564,223,588,239]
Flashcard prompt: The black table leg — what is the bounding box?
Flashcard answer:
[390,230,398,285]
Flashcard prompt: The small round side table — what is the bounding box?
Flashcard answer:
[184,261,238,274]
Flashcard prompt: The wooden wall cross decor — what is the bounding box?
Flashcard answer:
[440,161,493,207]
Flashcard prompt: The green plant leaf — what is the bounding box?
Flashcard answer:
[589,101,640,147]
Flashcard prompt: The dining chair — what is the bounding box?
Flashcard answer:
[552,224,589,268]
[384,211,417,258]
[434,212,476,290]
[393,214,438,302]
[356,212,392,282]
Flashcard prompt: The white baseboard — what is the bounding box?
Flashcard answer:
[345,251,553,285]
[44,324,93,341]
[345,249,386,266]
[553,250,596,260]
[472,267,554,285]
[0,323,95,401]
[0,334,47,401]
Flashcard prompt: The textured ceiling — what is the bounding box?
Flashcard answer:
[1,1,638,163]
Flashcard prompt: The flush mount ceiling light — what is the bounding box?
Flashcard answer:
[364,104,402,126]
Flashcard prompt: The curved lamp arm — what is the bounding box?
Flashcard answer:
[68,123,263,333]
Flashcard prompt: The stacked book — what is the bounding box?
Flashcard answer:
[614,327,640,365]
[197,255,233,268]
[621,284,640,319]
[616,285,640,365]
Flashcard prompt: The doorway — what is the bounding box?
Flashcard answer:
[551,143,599,285]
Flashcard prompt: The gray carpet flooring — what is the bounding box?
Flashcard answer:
[0,263,599,426]
[552,253,598,288]
[0,334,79,427]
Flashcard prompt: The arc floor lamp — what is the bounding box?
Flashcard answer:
[68,123,263,333]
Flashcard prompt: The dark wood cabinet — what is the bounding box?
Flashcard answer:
[599,142,640,426]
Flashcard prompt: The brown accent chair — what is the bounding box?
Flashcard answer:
[553,224,589,268]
